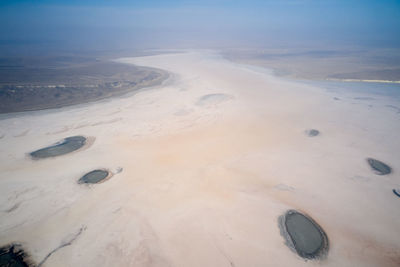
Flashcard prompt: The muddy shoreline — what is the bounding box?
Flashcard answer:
[0,59,169,114]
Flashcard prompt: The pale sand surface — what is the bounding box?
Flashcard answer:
[0,51,399,266]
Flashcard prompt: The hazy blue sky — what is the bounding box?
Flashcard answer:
[1,0,399,53]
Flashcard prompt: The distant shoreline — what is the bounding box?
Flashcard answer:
[325,78,400,84]
[222,49,400,84]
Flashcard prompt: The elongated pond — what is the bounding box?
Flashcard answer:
[30,136,87,159]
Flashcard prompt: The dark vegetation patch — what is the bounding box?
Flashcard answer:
[30,136,87,159]
[278,210,329,260]
[78,169,111,184]
[367,158,392,175]
[0,244,33,267]
[0,56,168,113]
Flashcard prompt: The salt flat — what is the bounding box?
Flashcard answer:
[0,51,399,266]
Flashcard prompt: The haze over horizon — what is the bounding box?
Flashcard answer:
[1,1,400,267]
[1,0,400,54]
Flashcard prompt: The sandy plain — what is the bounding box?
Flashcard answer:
[0,50,399,266]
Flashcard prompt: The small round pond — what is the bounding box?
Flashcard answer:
[367,158,392,175]
[279,210,329,260]
[78,169,111,184]
[305,129,320,137]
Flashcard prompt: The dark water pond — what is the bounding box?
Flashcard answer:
[30,136,86,159]
[279,210,328,259]
[0,245,30,267]
[367,158,392,175]
[78,169,110,184]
